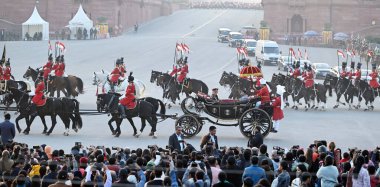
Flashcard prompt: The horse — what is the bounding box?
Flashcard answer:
[96,93,160,138]
[23,67,84,98]
[93,70,145,98]
[326,75,357,109]
[357,80,379,111]
[4,88,82,136]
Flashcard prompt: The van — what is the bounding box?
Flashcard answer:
[255,40,281,66]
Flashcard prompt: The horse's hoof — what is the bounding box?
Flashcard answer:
[342,103,346,106]
[291,106,295,109]
[63,132,69,136]
[311,105,315,109]
[295,107,298,110]
[135,133,141,138]
[133,132,137,136]
[111,131,116,135]
[23,131,29,135]
[364,109,368,111]
[333,105,338,109]
[17,128,22,134]
[305,108,308,112]
[46,132,51,136]
[314,107,318,110]
[73,128,78,133]
[42,130,47,134]
[148,132,154,136]
[115,133,120,138]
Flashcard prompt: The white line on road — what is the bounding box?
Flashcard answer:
[182,10,229,38]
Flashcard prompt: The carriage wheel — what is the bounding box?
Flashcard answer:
[180,97,198,115]
[175,114,200,138]
[239,108,272,138]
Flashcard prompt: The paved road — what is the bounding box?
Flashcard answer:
[1,9,379,152]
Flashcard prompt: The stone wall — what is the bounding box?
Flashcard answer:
[0,0,181,35]
[262,0,380,37]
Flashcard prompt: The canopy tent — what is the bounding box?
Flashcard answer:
[22,6,49,40]
[240,66,262,78]
[67,4,93,40]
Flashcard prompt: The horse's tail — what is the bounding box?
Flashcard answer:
[76,77,84,94]
[157,99,166,117]
[72,99,83,129]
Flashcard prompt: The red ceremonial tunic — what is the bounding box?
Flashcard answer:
[32,81,46,106]
[55,63,65,77]
[169,66,179,77]
[119,66,126,78]
[369,71,379,89]
[0,66,3,80]
[177,64,188,83]
[119,83,136,109]
[340,70,348,78]
[272,96,284,121]
[52,63,59,71]
[256,85,270,104]
[255,77,261,88]
[110,67,120,83]
[354,70,361,80]
[292,68,301,78]
[43,61,53,79]
[304,71,314,88]
[3,67,11,80]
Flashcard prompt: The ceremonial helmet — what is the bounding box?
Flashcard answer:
[128,72,134,82]
[342,62,347,68]
[183,57,188,64]
[296,61,300,68]
[48,54,53,61]
[5,58,10,66]
[120,57,124,64]
[303,62,308,70]
[60,55,65,62]
[307,64,312,71]
[55,56,60,62]
[292,61,296,69]
[372,63,377,70]
[115,58,121,65]
[357,62,362,69]
[350,61,355,69]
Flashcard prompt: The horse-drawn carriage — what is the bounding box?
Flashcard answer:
[175,93,273,138]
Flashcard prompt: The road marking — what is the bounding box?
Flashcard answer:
[182,10,228,38]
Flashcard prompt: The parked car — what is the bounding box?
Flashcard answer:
[330,66,372,81]
[228,32,244,47]
[218,28,231,43]
[255,40,281,66]
[277,55,293,71]
[311,63,331,79]
[243,39,257,56]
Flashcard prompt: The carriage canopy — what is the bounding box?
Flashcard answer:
[239,66,262,78]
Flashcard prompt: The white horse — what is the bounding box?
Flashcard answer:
[93,70,146,98]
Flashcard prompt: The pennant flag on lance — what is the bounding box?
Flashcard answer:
[337,50,345,58]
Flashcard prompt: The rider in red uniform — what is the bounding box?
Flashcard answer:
[55,56,65,77]
[256,78,271,107]
[301,62,308,78]
[119,57,127,78]
[347,61,355,80]
[43,54,54,80]
[177,57,188,83]
[119,73,136,118]
[352,63,362,87]
[52,56,60,74]
[30,76,46,116]
[110,60,121,92]
[340,62,348,79]
[369,64,379,89]
[3,59,12,81]
[0,61,4,81]
[304,65,314,89]
[291,61,301,79]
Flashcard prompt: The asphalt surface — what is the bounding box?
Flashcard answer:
[1,9,379,152]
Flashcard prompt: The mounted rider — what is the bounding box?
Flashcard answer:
[304,64,314,89]
[347,61,355,80]
[52,56,60,74]
[351,62,362,87]
[55,55,65,77]
[3,58,12,81]
[109,59,122,92]
[119,72,136,118]
[0,59,4,81]
[340,62,348,79]
[30,76,46,116]
[119,57,127,79]
[301,62,308,78]
[255,78,271,108]
[177,57,189,84]
[369,64,379,90]
[290,61,301,79]
[42,54,54,80]
[169,57,183,77]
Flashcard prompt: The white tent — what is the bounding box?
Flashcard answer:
[22,6,49,41]
[68,4,93,40]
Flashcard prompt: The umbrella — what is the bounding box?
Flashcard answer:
[304,30,319,37]
[334,32,348,38]
[240,66,263,78]
[333,36,348,41]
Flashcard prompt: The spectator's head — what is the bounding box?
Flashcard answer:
[227,156,236,166]
[368,165,376,175]
[342,162,351,173]
[175,126,182,135]
[299,155,306,163]
[57,170,68,181]
[353,155,365,179]
[325,155,334,166]
[279,160,288,172]
[208,156,217,166]
[195,170,205,181]
[258,179,270,187]
[4,113,10,120]
[218,171,227,182]
[48,160,58,172]
[153,167,163,178]
[271,150,280,161]
[39,165,47,177]
[31,175,41,187]
[318,145,327,154]
[119,168,129,180]
[189,168,197,180]
[259,144,267,155]
[328,142,336,152]
[243,149,252,160]
[108,157,116,165]
[250,156,259,165]
[71,177,81,187]
[300,172,311,184]
[96,154,104,163]
[342,152,350,160]
[284,152,293,162]
[209,126,216,136]
[251,147,259,156]
[243,177,254,187]
[163,176,171,186]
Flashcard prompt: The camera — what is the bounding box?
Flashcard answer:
[314,140,327,147]
[75,142,82,147]
[273,146,285,155]
[65,154,73,158]
[33,146,40,149]
[178,140,184,143]
[148,145,155,149]
[96,146,104,149]
[291,145,300,150]
[230,147,238,151]
[112,146,118,150]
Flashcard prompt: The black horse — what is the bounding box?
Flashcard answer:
[219,71,254,99]
[358,80,379,111]
[0,79,30,96]
[324,74,358,109]
[4,88,81,135]
[96,93,163,138]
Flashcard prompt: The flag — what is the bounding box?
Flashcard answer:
[297,48,302,59]
[367,50,373,57]
[56,41,66,53]
[289,48,296,58]
[181,43,190,53]
[351,49,356,57]
[337,50,345,58]
[304,49,308,60]
[346,48,352,57]
[1,45,5,65]
[176,43,183,51]
[48,40,53,55]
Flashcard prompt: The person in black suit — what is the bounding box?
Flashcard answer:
[0,113,15,145]
[200,126,219,150]
[145,167,164,186]
[248,126,263,148]
[168,126,186,153]
[210,88,219,101]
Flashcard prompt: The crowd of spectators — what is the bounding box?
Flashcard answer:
[0,138,379,187]
[190,1,261,9]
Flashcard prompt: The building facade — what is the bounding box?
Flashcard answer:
[263,0,380,38]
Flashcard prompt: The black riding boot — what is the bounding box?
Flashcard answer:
[118,105,126,119]
[30,103,38,117]
[110,83,115,93]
